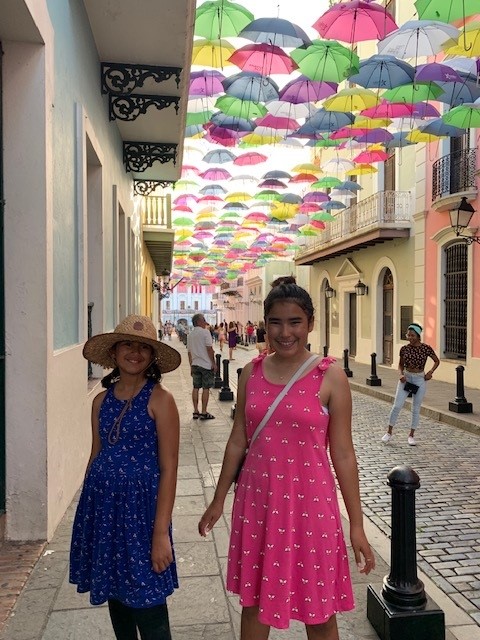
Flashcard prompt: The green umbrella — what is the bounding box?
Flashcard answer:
[312,177,342,189]
[195,0,254,40]
[414,0,479,23]
[254,190,283,201]
[215,95,267,119]
[186,111,214,126]
[290,39,359,83]
[173,216,195,227]
[442,103,480,129]
[382,82,444,103]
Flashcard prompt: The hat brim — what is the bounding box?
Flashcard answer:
[83,332,181,373]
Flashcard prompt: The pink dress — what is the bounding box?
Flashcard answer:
[227,355,354,629]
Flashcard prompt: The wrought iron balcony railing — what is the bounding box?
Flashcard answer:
[141,194,172,228]
[432,149,477,202]
[295,190,412,258]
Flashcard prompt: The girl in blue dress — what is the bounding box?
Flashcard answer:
[70,315,181,640]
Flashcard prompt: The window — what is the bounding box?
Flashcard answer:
[180,300,185,311]
[444,243,467,359]
[400,306,413,340]
[194,300,199,311]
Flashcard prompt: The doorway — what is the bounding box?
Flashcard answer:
[382,269,394,365]
[349,292,357,357]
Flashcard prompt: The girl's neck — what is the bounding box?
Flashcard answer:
[115,375,148,395]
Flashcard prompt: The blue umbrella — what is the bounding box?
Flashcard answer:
[238,17,312,48]
[202,149,237,163]
[222,71,279,102]
[418,118,466,137]
[209,112,256,131]
[279,193,303,204]
[199,184,227,195]
[435,73,480,108]
[262,170,292,179]
[321,200,346,210]
[295,109,354,135]
[185,124,204,137]
[349,54,415,89]
[384,132,415,149]
[338,180,363,191]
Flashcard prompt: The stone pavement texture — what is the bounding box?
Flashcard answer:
[1,338,479,640]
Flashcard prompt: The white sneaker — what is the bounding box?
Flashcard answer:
[381,433,392,443]
[408,436,416,446]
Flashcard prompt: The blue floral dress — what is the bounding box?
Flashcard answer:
[69,379,178,607]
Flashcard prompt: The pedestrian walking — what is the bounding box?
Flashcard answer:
[382,322,440,446]
[70,315,181,640]
[228,321,237,361]
[218,322,226,353]
[187,313,216,420]
[199,277,374,639]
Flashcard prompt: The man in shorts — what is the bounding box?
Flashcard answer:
[187,314,217,420]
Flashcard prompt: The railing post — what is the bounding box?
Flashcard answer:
[231,367,243,420]
[219,358,234,401]
[367,466,445,639]
[367,352,382,386]
[323,345,328,357]
[214,353,223,389]
[448,365,473,413]
[343,348,353,377]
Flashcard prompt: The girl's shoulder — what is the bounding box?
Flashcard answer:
[317,355,336,372]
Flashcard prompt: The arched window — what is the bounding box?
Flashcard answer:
[444,242,467,359]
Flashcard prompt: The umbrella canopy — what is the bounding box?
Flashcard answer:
[189,70,226,96]
[415,0,480,23]
[296,109,354,135]
[233,151,268,165]
[353,149,389,163]
[349,54,415,89]
[265,100,315,120]
[209,113,256,131]
[323,87,380,112]
[384,131,416,149]
[202,149,237,163]
[199,184,227,195]
[418,118,466,137]
[228,43,298,75]
[355,128,394,143]
[414,62,462,83]
[262,169,292,179]
[223,71,280,102]
[195,0,254,39]
[362,100,414,118]
[290,40,360,83]
[238,17,312,48]
[278,75,338,103]
[346,163,378,175]
[314,0,398,43]
[377,20,460,59]
[382,81,445,103]
[215,95,267,119]
[442,102,480,129]
[191,38,236,68]
[434,73,480,107]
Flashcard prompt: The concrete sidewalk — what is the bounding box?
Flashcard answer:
[1,340,479,639]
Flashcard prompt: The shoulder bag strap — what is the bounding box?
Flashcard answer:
[249,354,318,446]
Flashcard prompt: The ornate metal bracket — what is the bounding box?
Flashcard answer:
[101,62,182,94]
[123,142,177,172]
[109,94,180,121]
[134,180,176,196]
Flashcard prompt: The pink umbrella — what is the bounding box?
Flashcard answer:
[330,127,369,139]
[279,76,338,103]
[303,191,330,203]
[255,114,299,131]
[234,151,268,165]
[313,0,398,43]
[189,70,225,96]
[228,43,298,75]
[354,129,394,143]
[353,149,389,163]
[299,202,322,213]
[361,101,414,118]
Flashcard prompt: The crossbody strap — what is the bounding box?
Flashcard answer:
[249,354,318,446]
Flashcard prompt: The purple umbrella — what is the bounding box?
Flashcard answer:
[189,70,225,96]
[411,102,440,118]
[303,191,330,203]
[415,63,462,84]
[279,75,338,104]
[258,179,288,189]
[354,129,394,143]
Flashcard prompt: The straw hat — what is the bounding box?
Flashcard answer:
[83,315,181,373]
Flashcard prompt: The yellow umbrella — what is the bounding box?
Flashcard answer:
[443,22,480,57]
[323,88,380,113]
[225,192,253,202]
[291,163,322,174]
[354,116,392,129]
[269,202,299,220]
[175,229,194,241]
[346,164,378,175]
[406,130,446,143]
[191,38,236,67]
[240,133,282,146]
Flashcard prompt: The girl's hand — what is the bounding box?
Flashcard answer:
[151,533,173,573]
[198,500,224,537]
[424,372,432,380]
[350,525,375,575]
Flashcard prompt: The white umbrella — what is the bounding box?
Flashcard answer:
[321,157,355,172]
[378,20,459,59]
[265,100,316,120]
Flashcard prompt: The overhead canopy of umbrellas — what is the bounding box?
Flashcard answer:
[168,0,480,285]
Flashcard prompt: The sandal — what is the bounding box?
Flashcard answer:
[199,412,215,420]
[192,412,200,419]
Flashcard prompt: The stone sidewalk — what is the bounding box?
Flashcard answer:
[1,340,479,639]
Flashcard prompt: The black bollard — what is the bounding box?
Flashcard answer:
[367,352,382,386]
[219,358,234,401]
[323,345,328,357]
[367,465,445,640]
[231,367,243,420]
[343,348,353,377]
[448,365,473,413]
[214,353,223,388]
[306,343,311,351]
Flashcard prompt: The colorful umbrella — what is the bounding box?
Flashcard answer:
[377,20,460,60]
[382,81,444,103]
[434,73,480,107]
[223,71,280,102]
[209,113,256,131]
[204,127,243,146]
[194,0,254,40]
[258,179,288,189]
[189,70,225,96]
[384,132,416,148]
[289,173,318,184]
[228,43,298,75]
[199,167,231,180]
[265,100,315,120]
[353,149,389,163]
[186,111,214,126]
[314,0,398,43]
[215,95,267,119]
[348,54,415,89]
[191,39,236,68]
[323,87,380,112]
[414,62,462,83]
[225,191,252,201]
[338,180,363,191]
[415,0,480,24]
[238,16,312,48]
[312,177,342,189]
[418,118,466,137]
[233,151,268,165]
[295,109,354,135]
[346,163,378,175]
[442,102,480,129]
[255,114,299,132]
[278,75,338,103]
[290,40,360,83]
[355,128,394,143]
[361,101,414,118]
[202,149,237,163]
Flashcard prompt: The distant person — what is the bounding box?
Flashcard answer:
[382,323,440,446]
[227,321,237,361]
[187,314,216,420]
[70,315,181,640]
[255,319,267,353]
[218,322,226,353]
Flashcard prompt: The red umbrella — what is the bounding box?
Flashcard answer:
[313,0,398,43]
[228,43,298,75]
[289,173,318,184]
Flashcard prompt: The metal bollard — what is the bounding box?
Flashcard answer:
[231,367,243,420]
[219,358,234,401]
[448,365,473,413]
[343,348,353,377]
[323,345,329,357]
[367,466,445,639]
[367,352,382,386]
[214,353,223,388]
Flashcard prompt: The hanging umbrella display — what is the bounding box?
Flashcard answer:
[290,40,360,83]
[323,87,380,112]
[312,177,342,189]
[278,75,337,103]
[199,167,232,180]
[414,62,462,84]
[289,173,319,183]
[204,126,244,146]
[186,111,214,126]
[322,157,356,172]
[255,114,299,132]
[418,118,466,137]
[191,39,236,68]
[353,149,389,163]
[295,109,354,135]
[187,96,217,113]
[313,0,398,43]
[239,16,312,48]
[233,151,268,165]
[355,128,394,143]
[262,170,292,180]
[239,132,282,146]
[194,0,254,40]
[258,179,288,189]
[265,100,315,120]
[291,163,323,173]
[384,132,416,148]
[223,72,280,102]
[349,54,415,89]
[189,70,226,96]
[361,101,415,118]
[173,216,195,227]
[215,95,267,119]
[228,43,298,75]
[225,191,252,201]
[442,102,480,129]
[185,124,206,138]
[199,184,227,195]
[382,81,444,103]
[434,73,480,107]
[415,0,480,23]
[346,163,378,175]
[406,130,445,143]
[321,200,347,210]
[209,113,256,131]
[377,21,459,60]
[202,149,237,163]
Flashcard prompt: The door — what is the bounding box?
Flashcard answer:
[349,293,357,357]
[384,152,396,221]
[324,297,330,353]
[0,44,5,514]
[383,269,394,365]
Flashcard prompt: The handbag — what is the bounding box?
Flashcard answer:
[234,354,318,484]
[404,381,419,394]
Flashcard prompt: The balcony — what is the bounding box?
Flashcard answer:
[431,149,477,212]
[141,195,175,274]
[295,191,412,265]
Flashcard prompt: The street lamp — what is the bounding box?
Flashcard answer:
[354,279,368,296]
[449,197,480,244]
[152,270,184,299]
[325,283,336,299]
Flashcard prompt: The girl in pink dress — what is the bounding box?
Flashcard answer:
[199,277,373,640]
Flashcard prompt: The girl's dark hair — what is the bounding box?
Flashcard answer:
[101,361,163,388]
[264,276,314,322]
